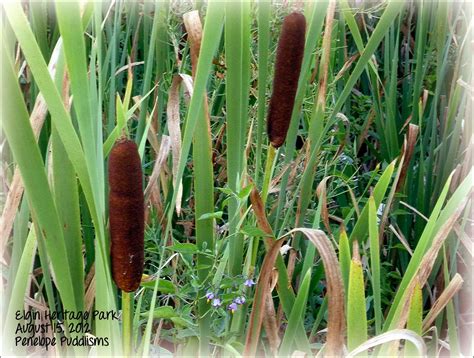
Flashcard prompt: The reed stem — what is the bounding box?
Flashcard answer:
[122,292,133,356]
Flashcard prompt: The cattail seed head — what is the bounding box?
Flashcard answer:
[108,138,144,292]
[267,12,306,148]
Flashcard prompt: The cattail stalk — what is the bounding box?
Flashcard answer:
[108,137,144,356]
[267,12,306,148]
[108,138,144,292]
[122,292,133,356]
[261,12,306,203]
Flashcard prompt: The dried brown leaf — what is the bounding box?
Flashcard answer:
[263,285,281,356]
[423,273,464,331]
[315,0,336,110]
[347,329,427,357]
[316,177,332,236]
[166,75,193,216]
[144,136,171,202]
[394,199,467,335]
[244,238,287,357]
[249,184,275,249]
[286,228,345,357]
[396,124,419,192]
[183,11,202,78]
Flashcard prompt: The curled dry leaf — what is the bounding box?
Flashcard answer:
[422,273,464,331]
[144,135,171,205]
[244,238,287,357]
[166,75,191,216]
[264,281,281,355]
[347,329,427,357]
[389,199,467,343]
[247,182,282,355]
[183,10,202,78]
[249,183,275,249]
[285,228,345,357]
[334,53,360,82]
[396,124,419,192]
[316,177,332,236]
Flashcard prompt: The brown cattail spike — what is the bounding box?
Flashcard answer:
[108,138,144,292]
[267,12,306,148]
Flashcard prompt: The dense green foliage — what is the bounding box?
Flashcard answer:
[2,1,472,356]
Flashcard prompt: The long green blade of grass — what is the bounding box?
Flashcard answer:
[2,38,78,335]
[347,244,367,351]
[368,196,382,335]
[135,1,163,143]
[225,1,245,276]
[405,282,423,356]
[330,1,405,119]
[384,168,473,330]
[3,227,37,353]
[339,227,351,295]
[255,0,271,186]
[350,161,395,242]
[279,269,312,356]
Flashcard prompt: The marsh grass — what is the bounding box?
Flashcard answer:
[1,1,472,357]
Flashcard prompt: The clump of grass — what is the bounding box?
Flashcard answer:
[267,12,306,148]
[108,137,144,293]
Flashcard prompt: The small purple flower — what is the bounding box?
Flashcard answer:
[211,298,222,307]
[205,292,215,302]
[234,296,246,305]
[228,302,238,313]
[244,279,256,287]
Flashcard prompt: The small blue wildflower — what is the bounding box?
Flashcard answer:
[228,302,238,313]
[244,279,256,287]
[234,297,243,305]
[205,292,215,302]
[211,298,222,307]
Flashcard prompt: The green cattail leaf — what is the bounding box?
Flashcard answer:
[279,269,312,356]
[369,196,382,335]
[339,227,351,295]
[405,282,423,356]
[347,250,368,351]
[350,161,395,243]
[407,283,423,334]
[384,169,473,330]
[4,228,37,353]
[225,1,246,277]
